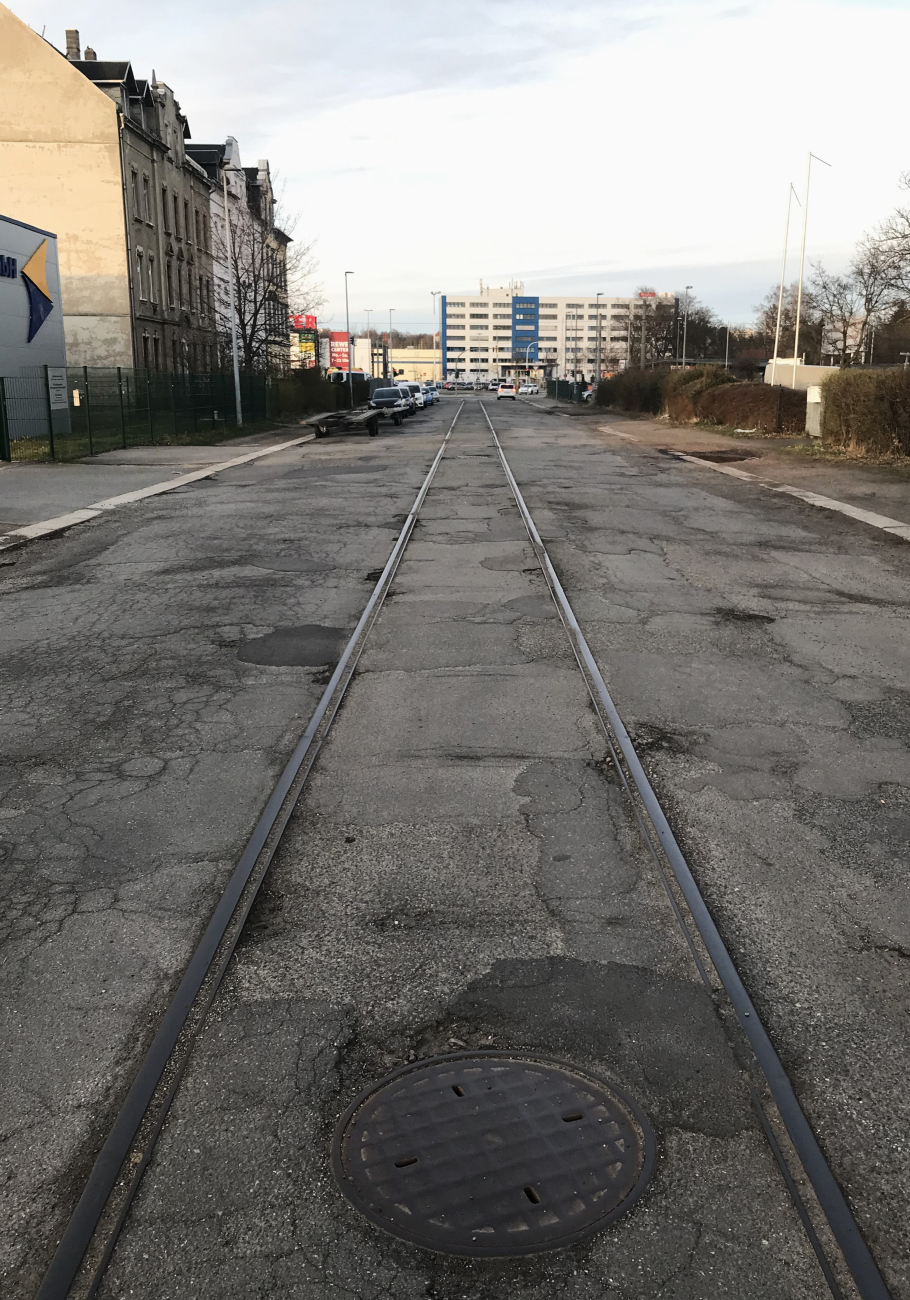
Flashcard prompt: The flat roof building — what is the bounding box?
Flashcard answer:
[441,285,675,380]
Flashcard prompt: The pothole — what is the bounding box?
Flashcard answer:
[237,624,348,666]
[714,608,775,624]
[332,1051,654,1257]
[661,448,759,463]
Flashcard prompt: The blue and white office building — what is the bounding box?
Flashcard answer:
[441,285,674,380]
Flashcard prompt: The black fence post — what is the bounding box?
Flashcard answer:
[83,365,94,456]
[43,364,56,460]
[117,367,127,448]
[0,378,11,461]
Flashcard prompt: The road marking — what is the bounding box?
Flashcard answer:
[597,424,910,542]
[0,433,315,549]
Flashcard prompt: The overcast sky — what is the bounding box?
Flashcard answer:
[14,0,910,330]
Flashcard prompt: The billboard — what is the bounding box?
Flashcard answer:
[0,214,66,378]
[290,313,318,330]
[329,330,350,370]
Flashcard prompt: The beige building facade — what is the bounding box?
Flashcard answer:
[0,10,223,373]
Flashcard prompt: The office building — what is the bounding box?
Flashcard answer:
[441,285,675,380]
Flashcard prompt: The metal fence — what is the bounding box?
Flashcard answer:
[0,366,270,462]
[546,379,586,402]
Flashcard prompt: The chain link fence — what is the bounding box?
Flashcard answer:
[0,366,270,462]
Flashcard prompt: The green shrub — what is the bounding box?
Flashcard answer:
[697,382,806,433]
[822,368,910,455]
[664,366,737,421]
[595,370,664,414]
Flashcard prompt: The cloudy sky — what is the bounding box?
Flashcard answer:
[13,0,910,331]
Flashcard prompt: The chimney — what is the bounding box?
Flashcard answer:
[65,28,81,60]
[84,45,97,60]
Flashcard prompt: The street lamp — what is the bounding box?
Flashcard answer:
[388,308,394,381]
[681,286,693,369]
[770,182,800,387]
[344,271,354,407]
[431,291,441,383]
[595,291,603,388]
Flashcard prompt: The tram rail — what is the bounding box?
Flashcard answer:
[34,396,892,1300]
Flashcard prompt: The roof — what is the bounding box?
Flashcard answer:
[70,60,140,96]
[185,143,226,179]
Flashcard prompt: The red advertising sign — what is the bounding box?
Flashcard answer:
[329,330,350,370]
[305,314,316,330]
[638,291,657,298]
[290,313,319,330]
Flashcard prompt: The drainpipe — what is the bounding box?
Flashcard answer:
[117,108,139,371]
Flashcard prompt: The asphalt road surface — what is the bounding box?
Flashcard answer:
[3,397,907,1299]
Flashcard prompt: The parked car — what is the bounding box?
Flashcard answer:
[497,383,517,400]
[518,383,539,394]
[581,387,594,402]
[473,380,485,391]
[425,383,439,403]
[442,380,456,390]
[420,384,435,406]
[395,384,417,413]
[369,388,412,425]
[400,381,426,409]
[487,379,500,391]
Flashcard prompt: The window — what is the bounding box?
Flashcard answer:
[206,278,212,315]
[199,273,205,317]
[130,169,141,219]
[446,313,465,319]
[184,199,191,242]
[148,254,157,304]
[177,264,184,308]
[135,248,145,300]
[469,313,488,319]
[514,313,535,320]
[493,301,510,307]
[161,186,170,232]
[194,209,201,246]
[469,301,486,307]
[203,213,210,251]
[166,258,175,307]
[142,334,150,370]
[539,314,557,320]
[172,338,179,372]
[566,303,583,308]
[448,301,465,307]
[540,303,557,308]
[492,326,511,332]
[187,268,194,311]
[142,175,152,224]
[173,194,180,237]
[153,335,160,371]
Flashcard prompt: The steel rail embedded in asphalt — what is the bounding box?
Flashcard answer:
[479,400,891,1300]
[35,402,466,1300]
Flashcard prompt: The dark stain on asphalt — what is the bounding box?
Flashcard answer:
[237,624,349,666]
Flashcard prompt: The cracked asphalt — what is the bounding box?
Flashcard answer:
[5,397,908,1299]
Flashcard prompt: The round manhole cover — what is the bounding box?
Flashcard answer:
[331,1051,655,1257]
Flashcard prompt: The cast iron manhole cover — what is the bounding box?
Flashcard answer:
[331,1051,655,1256]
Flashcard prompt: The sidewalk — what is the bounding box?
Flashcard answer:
[523,396,910,532]
[0,427,309,537]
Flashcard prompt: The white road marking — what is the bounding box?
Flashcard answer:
[597,424,910,543]
[0,432,315,549]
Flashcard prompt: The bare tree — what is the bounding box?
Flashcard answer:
[214,194,323,375]
[809,262,863,366]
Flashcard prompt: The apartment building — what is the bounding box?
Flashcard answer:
[441,285,675,380]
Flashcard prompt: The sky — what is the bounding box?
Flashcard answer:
[12,0,910,332]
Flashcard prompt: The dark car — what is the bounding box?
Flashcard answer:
[369,388,411,425]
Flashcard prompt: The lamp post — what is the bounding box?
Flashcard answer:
[681,286,693,369]
[364,309,373,376]
[388,308,395,381]
[344,270,354,407]
[792,152,831,387]
[431,291,441,383]
[595,291,603,389]
[770,182,800,387]
[221,159,242,426]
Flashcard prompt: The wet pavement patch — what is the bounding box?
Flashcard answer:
[714,607,776,624]
[237,623,348,666]
[332,1051,654,1257]
[660,448,759,463]
[252,556,335,573]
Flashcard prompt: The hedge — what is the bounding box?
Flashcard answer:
[596,366,807,433]
[821,368,910,455]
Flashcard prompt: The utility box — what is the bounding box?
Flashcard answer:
[805,384,822,437]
